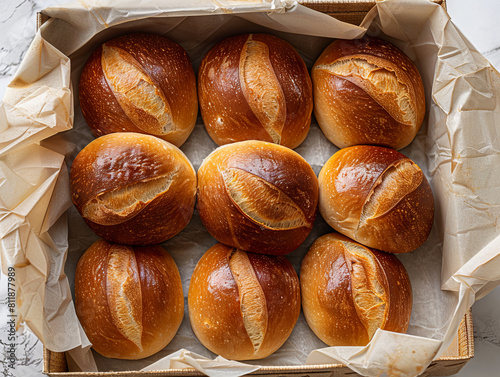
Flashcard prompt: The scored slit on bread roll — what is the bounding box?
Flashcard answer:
[312,36,425,150]
[318,145,434,253]
[197,140,318,255]
[300,233,412,347]
[79,33,198,147]
[198,33,313,149]
[70,133,196,245]
[188,243,300,360]
[75,239,184,359]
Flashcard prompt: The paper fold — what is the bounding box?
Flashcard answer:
[142,349,261,377]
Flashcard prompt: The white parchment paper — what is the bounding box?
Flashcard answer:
[1,0,500,376]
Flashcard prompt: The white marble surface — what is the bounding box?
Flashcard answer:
[0,0,499,376]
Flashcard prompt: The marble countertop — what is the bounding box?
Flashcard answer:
[1,0,499,376]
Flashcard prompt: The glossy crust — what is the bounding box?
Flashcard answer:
[188,243,300,360]
[312,36,426,150]
[318,145,434,253]
[70,133,196,245]
[197,140,318,255]
[75,239,184,359]
[300,233,412,347]
[198,33,313,149]
[79,33,197,147]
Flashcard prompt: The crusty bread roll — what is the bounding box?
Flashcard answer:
[70,133,196,245]
[318,145,433,253]
[301,233,412,347]
[75,239,184,359]
[198,33,313,149]
[312,36,425,150]
[188,243,300,360]
[197,140,318,255]
[79,33,197,147]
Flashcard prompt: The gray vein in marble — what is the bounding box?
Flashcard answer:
[482,45,500,56]
[0,277,43,377]
[0,0,39,80]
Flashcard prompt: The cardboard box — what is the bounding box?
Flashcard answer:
[38,1,474,376]
[43,310,473,376]
[300,0,445,24]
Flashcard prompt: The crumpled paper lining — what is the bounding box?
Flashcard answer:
[141,349,261,377]
[0,143,89,353]
[0,33,72,157]
[0,0,499,376]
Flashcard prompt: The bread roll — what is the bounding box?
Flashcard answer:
[312,36,425,150]
[70,133,196,245]
[300,233,412,347]
[318,146,433,253]
[188,243,300,360]
[197,140,318,255]
[198,33,313,149]
[75,239,184,359]
[79,33,197,147]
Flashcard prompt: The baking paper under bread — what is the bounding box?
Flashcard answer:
[1,0,500,376]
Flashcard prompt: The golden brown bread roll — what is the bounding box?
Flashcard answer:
[318,145,434,253]
[75,239,184,359]
[188,243,300,360]
[79,33,197,147]
[198,33,313,149]
[197,140,318,255]
[70,133,196,245]
[300,233,412,347]
[312,36,425,150]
